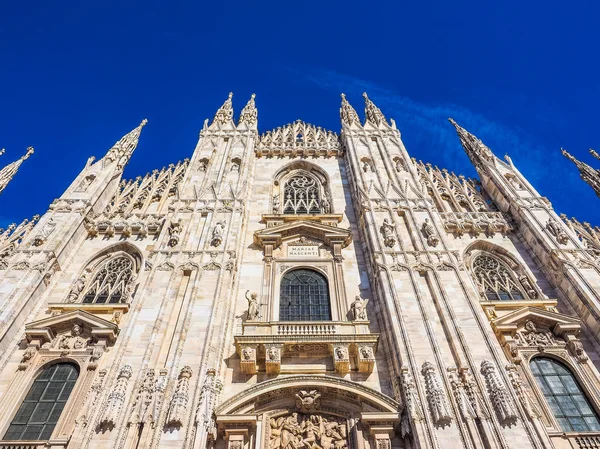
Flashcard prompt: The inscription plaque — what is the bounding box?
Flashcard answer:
[288,245,319,258]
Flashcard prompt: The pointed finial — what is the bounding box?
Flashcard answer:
[212,92,235,125]
[0,146,35,195]
[340,93,361,127]
[103,120,148,169]
[448,118,495,170]
[562,148,600,198]
[590,148,600,161]
[362,92,388,126]
[239,93,258,126]
[0,149,5,156]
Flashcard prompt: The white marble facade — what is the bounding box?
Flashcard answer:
[1,93,600,449]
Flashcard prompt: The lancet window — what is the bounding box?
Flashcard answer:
[283,175,322,215]
[3,363,79,441]
[472,254,525,301]
[530,357,600,432]
[279,269,331,321]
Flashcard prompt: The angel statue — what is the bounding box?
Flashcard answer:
[245,290,259,321]
[351,295,368,321]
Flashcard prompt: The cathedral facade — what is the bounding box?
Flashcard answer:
[1,93,600,449]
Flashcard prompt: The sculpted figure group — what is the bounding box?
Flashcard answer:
[269,413,347,449]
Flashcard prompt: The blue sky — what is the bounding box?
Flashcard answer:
[1,1,599,227]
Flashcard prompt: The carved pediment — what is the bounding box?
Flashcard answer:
[25,309,119,345]
[254,218,352,249]
[491,306,581,338]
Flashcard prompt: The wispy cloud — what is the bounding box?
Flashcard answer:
[290,66,574,191]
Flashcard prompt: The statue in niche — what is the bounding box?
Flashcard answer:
[380,218,396,248]
[67,273,87,303]
[245,290,259,321]
[322,194,331,214]
[211,220,226,246]
[350,295,368,321]
[272,194,280,214]
[231,161,240,172]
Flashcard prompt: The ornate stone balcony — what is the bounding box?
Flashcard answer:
[549,432,600,449]
[234,321,378,375]
[440,211,512,237]
[0,441,68,449]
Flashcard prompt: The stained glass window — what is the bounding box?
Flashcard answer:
[472,254,525,301]
[530,357,600,432]
[280,269,331,321]
[82,255,134,304]
[283,175,321,214]
[4,363,79,441]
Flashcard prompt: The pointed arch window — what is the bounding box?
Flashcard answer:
[283,175,321,214]
[82,255,135,304]
[3,363,79,441]
[280,269,331,321]
[530,357,600,432]
[472,254,525,301]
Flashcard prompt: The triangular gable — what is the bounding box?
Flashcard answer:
[25,309,119,344]
[254,219,352,249]
[492,306,581,338]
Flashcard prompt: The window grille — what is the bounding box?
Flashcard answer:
[4,363,78,441]
[283,175,321,214]
[472,254,525,301]
[280,269,331,321]
[82,255,134,304]
[530,357,600,432]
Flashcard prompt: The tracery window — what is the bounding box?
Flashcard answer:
[280,269,331,321]
[530,357,600,432]
[472,254,525,301]
[3,363,78,441]
[82,255,135,304]
[283,175,321,214]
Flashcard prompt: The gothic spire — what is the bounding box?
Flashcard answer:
[0,147,34,195]
[561,148,600,198]
[340,94,361,127]
[448,118,495,171]
[362,92,388,126]
[590,148,600,162]
[212,92,234,125]
[0,149,5,157]
[238,93,258,127]
[103,119,148,170]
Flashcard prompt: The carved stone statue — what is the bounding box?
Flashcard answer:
[421,218,439,247]
[231,161,240,172]
[167,219,182,247]
[350,295,368,321]
[32,218,56,247]
[245,290,259,321]
[67,275,87,303]
[322,194,331,214]
[211,221,226,247]
[546,219,569,245]
[272,194,280,214]
[380,218,396,248]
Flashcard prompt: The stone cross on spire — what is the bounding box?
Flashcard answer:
[104,119,148,171]
[448,118,495,171]
[238,94,258,126]
[0,147,34,195]
[362,92,388,126]
[340,94,361,126]
[561,148,600,198]
[213,92,234,125]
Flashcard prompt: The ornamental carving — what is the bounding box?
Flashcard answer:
[295,390,321,412]
[166,366,193,427]
[211,220,226,246]
[514,320,557,349]
[268,413,347,449]
[399,367,425,437]
[505,364,541,420]
[100,365,133,428]
[480,360,518,425]
[41,324,90,351]
[421,362,452,425]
